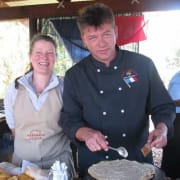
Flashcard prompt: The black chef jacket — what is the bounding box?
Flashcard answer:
[59,47,175,176]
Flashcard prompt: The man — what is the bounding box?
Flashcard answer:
[59,3,175,177]
[161,71,180,178]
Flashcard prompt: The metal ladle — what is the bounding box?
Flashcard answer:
[109,146,128,158]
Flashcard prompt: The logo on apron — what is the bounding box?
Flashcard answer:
[26,130,45,140]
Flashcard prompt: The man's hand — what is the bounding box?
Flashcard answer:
[75,127,109,152]
[147,122,168,148]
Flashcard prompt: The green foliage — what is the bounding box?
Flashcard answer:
[166,49,180,69]
[0,20,29,98]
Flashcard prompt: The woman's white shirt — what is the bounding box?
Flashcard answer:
[4,71,63,129]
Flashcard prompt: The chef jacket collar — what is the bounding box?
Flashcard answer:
[90,45,123,69]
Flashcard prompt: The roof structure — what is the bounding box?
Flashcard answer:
[0,0,180,20]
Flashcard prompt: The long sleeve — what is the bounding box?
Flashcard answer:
[4,82,17,129]
[168,72,180,113]
[59,71,86,144]
[147,60,176,130]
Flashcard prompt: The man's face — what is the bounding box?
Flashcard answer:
[81,22,118,65]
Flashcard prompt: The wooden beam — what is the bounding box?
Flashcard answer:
[0,0,180,20]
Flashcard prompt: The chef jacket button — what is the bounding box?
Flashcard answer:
[104,135,108,139]
[100,90,104,94]
[118,87,122,91]
[105,155,109,159]
[97,69,101,72]
[114,66,118,70]
[121,109,125,113]
[102,111,107,116]
[122,133,126,137]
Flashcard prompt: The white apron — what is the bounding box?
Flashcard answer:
[12,84,74,177]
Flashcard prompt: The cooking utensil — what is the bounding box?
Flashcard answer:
[141,143,152,157]
[109,146,128,158]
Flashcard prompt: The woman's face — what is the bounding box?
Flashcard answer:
[30,39,56,75]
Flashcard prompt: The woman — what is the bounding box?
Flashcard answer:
[4,33,75,179]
